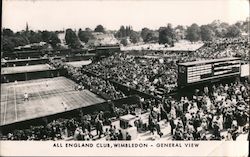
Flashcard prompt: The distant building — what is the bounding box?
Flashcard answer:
[14,42,48,51]
[87,32,119,47]
[87,32,120,61]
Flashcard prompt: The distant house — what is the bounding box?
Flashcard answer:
[87,32,119,47]
[14,42,48,51]
[241,32,248,37]
[57,32,68,48]
[3,42,51,59]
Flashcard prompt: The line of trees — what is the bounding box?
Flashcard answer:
[2,18,249,51]
[185,20,248,42]
[115,26,141,45]
[2,29,61,52]
[65,29,81,49]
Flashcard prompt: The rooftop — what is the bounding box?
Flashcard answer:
[178,57,241,66]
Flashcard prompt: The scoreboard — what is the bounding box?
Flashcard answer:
[178,57,241,87]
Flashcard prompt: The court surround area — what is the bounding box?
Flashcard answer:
[65,60,92,68]
[0,77,105,126]
[1,64,53,75]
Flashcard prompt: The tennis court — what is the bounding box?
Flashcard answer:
[0,77,105,126]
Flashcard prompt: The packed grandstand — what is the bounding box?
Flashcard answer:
[1,30,249,141]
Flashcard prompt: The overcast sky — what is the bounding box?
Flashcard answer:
[2,0,249,31]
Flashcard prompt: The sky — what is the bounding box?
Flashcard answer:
[2,0,249,32]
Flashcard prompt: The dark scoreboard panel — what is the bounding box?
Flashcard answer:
[178,58,241,87]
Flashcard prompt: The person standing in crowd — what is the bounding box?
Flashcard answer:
[118,130,123,140]
[95,118,103,138]
[169,116,176,135]
[125,132,131,140]
[235,105,248,133]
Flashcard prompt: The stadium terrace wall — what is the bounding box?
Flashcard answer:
[3,58,49,67]
[0,95,140,134]
[64,54,95,62]
[92,45,121,61]
[3,48,89,60]
[50,49,89,58]
[3,50,48,59]
[81,69,178,100]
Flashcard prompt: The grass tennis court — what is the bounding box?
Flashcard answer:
[0,77,105,126]
[1,64,53,75]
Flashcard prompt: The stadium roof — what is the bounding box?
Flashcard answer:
[178,57,241,66]
[5,58,48,63]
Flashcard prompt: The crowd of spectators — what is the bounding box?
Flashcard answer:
[50,59,125,100]
[1,101,137,141]
[83,37,249,98]
[141,81,249,140]
[194,37,249,61]
[84,53,178,97]
[1,37,249,141]
[2,80,248,141]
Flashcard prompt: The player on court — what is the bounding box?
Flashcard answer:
[62,102,68,111]
[24,92,29,101]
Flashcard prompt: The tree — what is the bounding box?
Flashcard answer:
[210,20,229,38]
[186,23,201,42]
[94,25,105,33]
[141,28,151,42]
[65,29,81,48]
[28,31,42,43]
[41,31,51,42]
[115,26,127,38]
[225,25,241,38]
[41,31,60,48]
[78,28,94,43]
[2,28,14,36]
[49,33,61,48]
[115,26,140,43]
[85,28,92,32]
[13,32,29,46]
[129,31,141,44]
[175,25,186,40]
[125,26,132,36]
[11,36,29,47]
[2,28,62,52]
[214,28,227,38]
[200,25,215,41]
[235,21,242,29]
[158,24,176,46]
[2,37,15,52]
[120,38,129,46]
[242,18,250,33]
[144,31,158,43]
[2,29,29,51]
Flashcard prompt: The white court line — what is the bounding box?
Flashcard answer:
[36,85,47,107]
[13,86,18,121]
[55,87,69,111]
[33,85,49,119]
[3,89,8,125]
[54,79,73,110]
